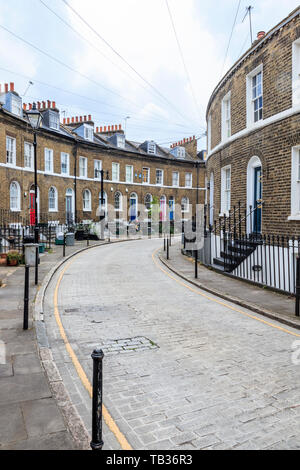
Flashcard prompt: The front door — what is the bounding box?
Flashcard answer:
[253,166,262,233]
[66,195,73,224]
[29,192,35,226]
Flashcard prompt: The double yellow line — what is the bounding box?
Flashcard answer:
[53,254,132,450]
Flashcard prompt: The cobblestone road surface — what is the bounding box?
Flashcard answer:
[43,238,300,450]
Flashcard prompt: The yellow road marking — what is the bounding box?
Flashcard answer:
[152,248,300,339]
[53,254,132,451]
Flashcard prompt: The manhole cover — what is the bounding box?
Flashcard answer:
[98,336,159,355]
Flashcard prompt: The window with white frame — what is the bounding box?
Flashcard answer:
[94,160,102,180]
[172,171,179,187]
[221,166,231,213]
[6,136,16,165]
[49,112,59,130]
[247,65,263,126]
[84,125,94,141]
[125,165,133,183]
[44,148,53,173]
[290,146,300,217]
[185,172,192,188]
[117,134,125,149]
[156,169,163,185]
[61,152,69,175]
[24,142,34,169]
[83,189,91,211]
[181,196,189,213]
[142,167,150,184]
[79,156,87,178]
[147,142,156,154]
[292,38,300,107]
[114,191,122,211]
[221,92,231,141]
[207,114,212,153]
[11,97,22,117]
[48,186,58,211]
[112,162,120,182]
[10,181,20,211]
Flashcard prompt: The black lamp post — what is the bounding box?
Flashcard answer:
[25,103,42,285]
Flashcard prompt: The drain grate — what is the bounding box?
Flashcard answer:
[98,336,159,355]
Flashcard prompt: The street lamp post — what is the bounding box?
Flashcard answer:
[26,103,42,285]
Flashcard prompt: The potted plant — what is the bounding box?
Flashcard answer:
[7,250,21,266]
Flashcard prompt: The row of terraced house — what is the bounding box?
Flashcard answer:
[0,84,205,231]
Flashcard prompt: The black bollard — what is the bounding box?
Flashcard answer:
[296,257,300,316]
[167,238,169,260]
[63,233,66,257]
[164,236,166,251]
[90,349,104,451]
[23,265,29,330]
[195,248,198,279]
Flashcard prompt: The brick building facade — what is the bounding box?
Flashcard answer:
[0,83,205,229]
[206,6,300,237]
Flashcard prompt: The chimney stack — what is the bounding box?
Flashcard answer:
[257,31,265,40]
[10,82,14,92]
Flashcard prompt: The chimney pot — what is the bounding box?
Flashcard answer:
[52,101,56,109]
[67,118,70,124]
[108,125,111,131]
[4,83,8,93]
[47,100,51,108]
[104,126,107,132]
[88,114,91,121]
[119,124,122,130]
[193,135,195,140]
[23,103,27,111]
[76,117,79,123]
[42,101,46,108]
[100,126,102,132]
[10,82,14,92]
[63,118,66,124]
[257,31,265,40]
[71,117,75,123]
[29,103,32,110]
[79,116,82,122]
[84,115,87,122]
[37,101,41,109]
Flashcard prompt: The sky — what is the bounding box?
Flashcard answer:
[0,0,299,150]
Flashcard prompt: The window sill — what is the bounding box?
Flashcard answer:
[49,209,58,213]
[10,209,21,212]
[288,215,300,221]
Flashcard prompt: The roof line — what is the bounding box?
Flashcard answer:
[206,6,300,118]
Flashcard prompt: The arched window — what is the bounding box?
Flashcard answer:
[160,195,167,221]
[114,191,122,211]
[145,193,152,211]
[48,187,58,211]
[129,193,138,221]
[181,197,189,212]
[83,189,91,211]
[10,181,20,211]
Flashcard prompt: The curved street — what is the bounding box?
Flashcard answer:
[44,238,300,450]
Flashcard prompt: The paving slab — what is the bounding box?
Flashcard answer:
[0,403,27,444]
[21,398,66,438]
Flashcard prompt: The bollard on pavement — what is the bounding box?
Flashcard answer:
[296,257,300,316]
[164,236,166,251]
[90,349,104,451]
[195,248,198,279]
[63,233,66,257]
[23,265,29,330]
[166,238,169,260]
